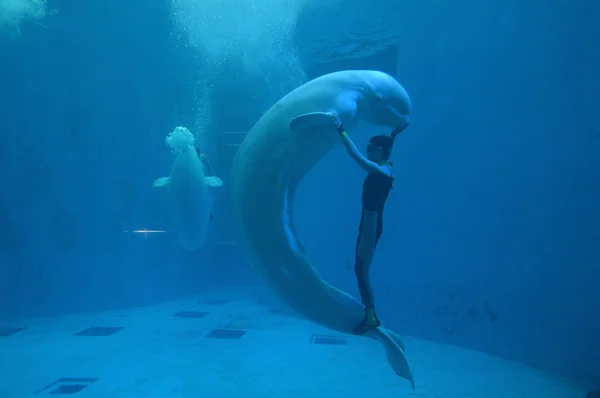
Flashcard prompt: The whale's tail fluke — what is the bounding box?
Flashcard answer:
[367,327,415,389]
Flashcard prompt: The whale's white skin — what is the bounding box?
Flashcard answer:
[227,70,415,387]
[153,126,223,251]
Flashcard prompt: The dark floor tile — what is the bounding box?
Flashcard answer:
[206,329,247,339]
[198,299,228,305]
[35,377,97,395]
[73,327,124,337]
[310,334,347,345]
[49,384,87,394]
[173,311,209,319]
[0,327,27,337]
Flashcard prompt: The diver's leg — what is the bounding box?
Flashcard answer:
[354,227,368,305]
[353,214,385,334]
[354,236,381,334]
[363,213,383,308]
[354,216,367,304]
[354,254,373,307]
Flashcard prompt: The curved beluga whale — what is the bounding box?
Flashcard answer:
[228,70,415,388]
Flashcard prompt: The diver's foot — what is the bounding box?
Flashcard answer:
[353,317,381,335]
[210,211,215,221]
[353,307,382,335]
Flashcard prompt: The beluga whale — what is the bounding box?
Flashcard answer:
[228,70,415,388]
[153,126,223,251]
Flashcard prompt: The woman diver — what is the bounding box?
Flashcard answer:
[330,112,408,334]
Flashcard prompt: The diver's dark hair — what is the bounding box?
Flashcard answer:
[369,135,394,160]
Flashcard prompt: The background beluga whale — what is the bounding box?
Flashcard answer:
[153,126,223,251]
[228,70,415,388]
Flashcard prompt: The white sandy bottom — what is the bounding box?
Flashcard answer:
[0,287,586,398]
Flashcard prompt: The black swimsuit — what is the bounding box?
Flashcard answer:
[354,168,394,308]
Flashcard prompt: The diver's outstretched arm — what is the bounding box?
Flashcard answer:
[330,113,390,176]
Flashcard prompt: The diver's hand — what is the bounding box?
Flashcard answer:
[330,112,345,133]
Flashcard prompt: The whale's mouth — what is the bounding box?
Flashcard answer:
[366,104,410,130]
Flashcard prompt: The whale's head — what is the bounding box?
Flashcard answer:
[359,71,412,130]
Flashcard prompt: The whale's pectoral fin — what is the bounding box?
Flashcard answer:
[290,112,335,131]
[205,176,224,188]
[366,327,415,389]
[152,177,170,188]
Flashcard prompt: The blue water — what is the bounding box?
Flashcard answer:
[1,0,598,392]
